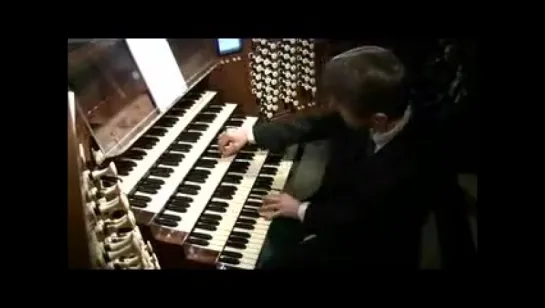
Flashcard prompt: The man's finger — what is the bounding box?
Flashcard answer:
[259,210,276,220]
[221,144,236,157]
[270,210,283,219]
[217,134,230,148]
[263,194,281,204]
[260,204,279,212]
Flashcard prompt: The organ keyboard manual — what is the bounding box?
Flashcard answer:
[68,39,301,269]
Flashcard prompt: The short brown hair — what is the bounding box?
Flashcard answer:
[322,46,407,119]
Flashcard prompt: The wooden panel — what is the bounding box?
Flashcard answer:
[68,97,91,269]
[207,39,258,116]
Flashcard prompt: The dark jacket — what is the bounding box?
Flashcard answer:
[253,109,444,268]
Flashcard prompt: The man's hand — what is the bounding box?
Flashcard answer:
[259,193,302,220]
[217,128,249,157]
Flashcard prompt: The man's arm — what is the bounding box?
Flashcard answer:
[249,112,343,152]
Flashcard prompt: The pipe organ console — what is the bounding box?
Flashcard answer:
[68,38,313,269]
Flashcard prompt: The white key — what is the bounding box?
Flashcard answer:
[120,91,217,194]
[163,117,259,234]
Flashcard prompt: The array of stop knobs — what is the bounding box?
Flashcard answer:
[80,145,160,270]
[249,38,317,119]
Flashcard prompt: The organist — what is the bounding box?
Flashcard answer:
[218,46,445,269]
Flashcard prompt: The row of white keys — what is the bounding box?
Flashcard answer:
[143,103,238,215]
[119,91,217,194]
[188,149,268,251]
[226,150,298,270]
[170,117,259,234]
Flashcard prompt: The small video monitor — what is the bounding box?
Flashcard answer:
[217,38,243,56]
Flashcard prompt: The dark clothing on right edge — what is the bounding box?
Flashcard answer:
[254,108,447,269]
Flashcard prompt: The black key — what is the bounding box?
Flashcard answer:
[236,152,255,160]
[237,218,256,225]
[203,107,223,113]
[169,143,192,152]
[254,183,272,190]
[180,132,202,139]
[230,231,251,238]
[261,167,278,175]
[136,187,157,195]
[226,241,246,249]
[168,109,186,116]
[231,162,250,168]
[218,257,240,265]
[162,153,184,160]
[117,170,130,176]
[207,206,226,213]
[158,160,179,167]
[185,175,206,183]
[201,213,222,220]
[172,196,193,203]
[225,120,243,127]
[177,187,199,195]
[148,128,168,136]
[195,223,216,231]
[246,201,262,207]
[142,178,165,185]
[150,167,174,173]
[257,175,274,182]
[149,170,170,178]
[240,210,260,218]
[190,232,213,240]
[186,238,209,246]
[194,114,216,122]
[221,251,243,259]
[168,199,191,207]
[187,124,208,131]
[157,213,181,221]
[198,218,220,225]
[218,184,237,191]
[125,149,146,157]
[228,236,249,244]
[234,223,254,230]
[154,218,178,228]
[129,199,148,208]
[250,190,268,196]
[195,159,217,168]
[129,195,152,202]
[224,174,243,181]
[165,205,187,213]
[179,183,201,191]
[213,192,234,200]
[188,169,211,176]
[208,201,229,208]
[223,178,241,185]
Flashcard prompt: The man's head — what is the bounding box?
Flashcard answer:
[322,46,407,131]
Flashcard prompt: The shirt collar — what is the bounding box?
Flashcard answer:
[371,105,412,152]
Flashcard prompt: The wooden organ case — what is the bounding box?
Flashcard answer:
[68,38,334,269]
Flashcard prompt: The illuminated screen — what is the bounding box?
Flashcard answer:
[217,39,243,55]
